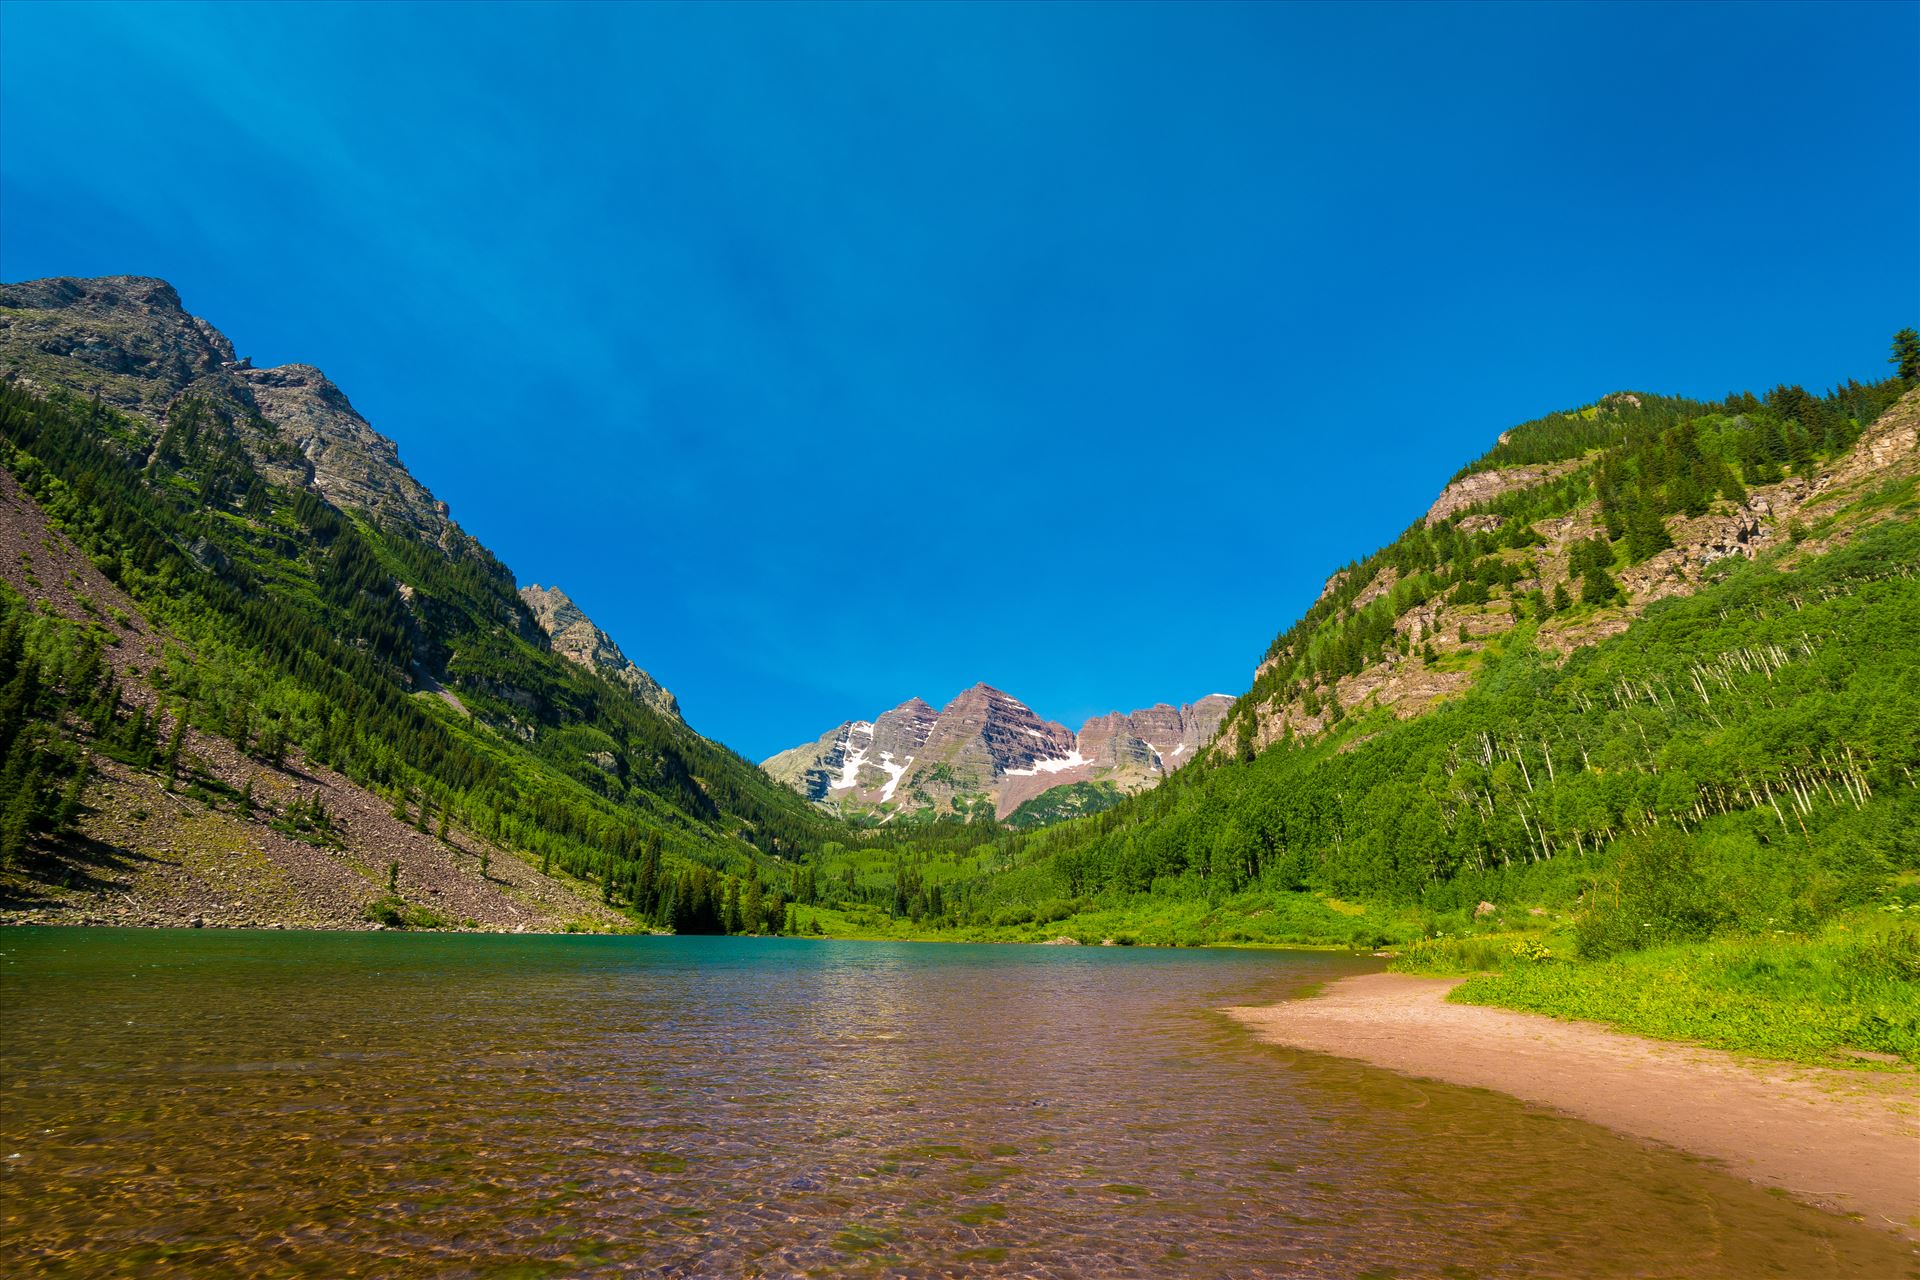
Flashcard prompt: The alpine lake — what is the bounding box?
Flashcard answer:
[2,930,1910,1277]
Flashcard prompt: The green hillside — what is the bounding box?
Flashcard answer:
[3,288,1916,1062]
[787,356,1920,1063]
[0,381,836,930]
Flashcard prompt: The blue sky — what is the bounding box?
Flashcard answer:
[2,2,1915,759]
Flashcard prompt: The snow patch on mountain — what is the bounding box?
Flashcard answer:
[878,752,912,802]
[1003,748,1091,777]
[830,722,874,791]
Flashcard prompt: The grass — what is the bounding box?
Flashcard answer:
[790,888,1427,950]
[362,893,454,930]
[1448,915,1920,1065]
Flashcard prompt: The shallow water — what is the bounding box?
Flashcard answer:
[1,930,1911,1278]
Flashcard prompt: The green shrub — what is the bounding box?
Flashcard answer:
[1457,919,1920,1063]
[1577,829,1734,959]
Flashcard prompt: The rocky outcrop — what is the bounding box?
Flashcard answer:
[0,275,455,544]
[240,363,452,542]
[764,686,1232,822]
[519,584,680,721]
[1075,697,1231,775]
[1425,459,1582,527]
[0,276,232,413]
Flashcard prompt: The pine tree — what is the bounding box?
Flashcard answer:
[257,720,286,767]
[54,757,88,832]
[0,752,37,865]
[636,831,662,917]
[1625,505,1673,563]
[89,677,117,737]
[228,702,250,754]
[163,712,187,789]
[722,877,742,933]
[0,663,37,766]
[1892,328,1920,384]
[744,870,764,934]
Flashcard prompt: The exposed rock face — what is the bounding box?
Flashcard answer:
[239,363,452,541]
[763,696,939,805]
[872,697,941,761]
[764,685,1232,822]
[1425,459,1582,527]
[1076,698,1231,774]
[0,275,457,545]
[0,276,231,411]
[919,685,1079,791]
[519,584,680,721]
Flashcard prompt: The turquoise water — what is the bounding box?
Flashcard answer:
[1,930,1910,1277]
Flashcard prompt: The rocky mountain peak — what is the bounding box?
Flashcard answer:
[921,684,1080,778]
[519,584,680,721]
[2,275,695,730]
[0,274,460,544]
[763,684,1231,824]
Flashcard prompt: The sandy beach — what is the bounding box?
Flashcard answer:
[1228,972,1920,1241]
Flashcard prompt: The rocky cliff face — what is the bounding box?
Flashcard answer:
[1424,459,1583,528]
[238,362,453,542]
[518,585,680,720]
[764,685,1232,822]
[762,697,939,807]
[0,276,457,545]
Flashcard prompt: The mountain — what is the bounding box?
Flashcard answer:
[519,584,679,721]
[0,276,458,543]
[0,275,831,931]
[882,365,1919,955]
[1212,382,1920,761]
[764,684,1232,822]
[5,271,1912,978]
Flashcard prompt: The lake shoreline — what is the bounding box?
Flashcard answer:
[0,914,1367,953]
[1227,972,1920,1242]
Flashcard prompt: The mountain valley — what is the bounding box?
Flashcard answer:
[2,275,1916,1063]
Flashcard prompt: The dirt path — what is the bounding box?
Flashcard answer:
[1228,972,1920,1240]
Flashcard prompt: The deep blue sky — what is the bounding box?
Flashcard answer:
[3,3,1916,758]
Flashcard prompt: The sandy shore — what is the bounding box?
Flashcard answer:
[1228,972,1920,1241]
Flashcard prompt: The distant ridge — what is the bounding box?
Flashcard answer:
[763,684,1232,822]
